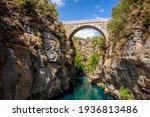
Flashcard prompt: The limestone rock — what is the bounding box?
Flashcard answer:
[0,0,75,100]
[88,2,150,99]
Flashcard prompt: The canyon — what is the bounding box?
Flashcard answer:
[0,0,150,100]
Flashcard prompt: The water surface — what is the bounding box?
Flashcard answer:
[58,76,114,100]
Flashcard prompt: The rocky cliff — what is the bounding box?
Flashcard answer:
[0,0,75,99]
[89,0,150,99]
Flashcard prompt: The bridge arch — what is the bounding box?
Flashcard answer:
[68,25,106,40]
[63,18,110,41]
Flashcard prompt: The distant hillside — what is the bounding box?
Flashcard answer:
[72,35,105,76]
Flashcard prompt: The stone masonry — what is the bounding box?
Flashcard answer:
[63,18,110,40]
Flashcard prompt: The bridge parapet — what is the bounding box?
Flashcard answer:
[63,18,110,24]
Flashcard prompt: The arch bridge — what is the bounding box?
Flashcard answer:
[63,18,110,40]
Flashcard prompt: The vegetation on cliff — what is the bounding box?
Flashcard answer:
[12,0,58,20]
[86,53,99,73]
[108,0,150,45]
[73,35,105,76]
[3,0,66,37]
[74,52,85,75]
[91,36,106,51]
[119,87,133,100]
[0,0,66,55]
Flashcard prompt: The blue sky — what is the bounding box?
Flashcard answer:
[50,0,119,38]
[51,0,119,21]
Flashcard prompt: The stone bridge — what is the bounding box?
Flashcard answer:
[63,18,110,40]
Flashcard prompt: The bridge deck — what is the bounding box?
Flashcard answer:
[62,18,110,25]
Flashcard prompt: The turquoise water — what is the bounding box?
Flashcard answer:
[58,76,114,100]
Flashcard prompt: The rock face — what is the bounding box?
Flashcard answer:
[89,1,150,99]
[0,0,75,99]
[103,25,150,99]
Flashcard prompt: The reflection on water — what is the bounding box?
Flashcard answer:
[58,76,114,100]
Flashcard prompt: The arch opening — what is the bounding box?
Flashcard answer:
[68,25,106,41]
[71,26,106,77]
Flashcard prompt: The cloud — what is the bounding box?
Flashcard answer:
[74,29,99,38]
[50,0,65,7]
[99,9,104,13]
[94,5,101,9]
[93,14,100,19]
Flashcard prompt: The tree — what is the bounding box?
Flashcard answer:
[87,53,99,73]
[74,52,85,75]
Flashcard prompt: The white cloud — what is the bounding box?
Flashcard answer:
[99,9,104,13]
[74,29,99,38]
[93,14,100,19]
[50,0,65,7]
[94,5,101,9]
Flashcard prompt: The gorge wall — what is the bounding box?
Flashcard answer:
[90,0,150,99]
[0,0,75,99]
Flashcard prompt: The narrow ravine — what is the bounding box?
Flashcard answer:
[0,0,149,100]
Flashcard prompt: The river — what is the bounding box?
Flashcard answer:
[57,76,114,100]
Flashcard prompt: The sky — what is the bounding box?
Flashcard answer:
[50,0,119,38]
[74,28,100,38]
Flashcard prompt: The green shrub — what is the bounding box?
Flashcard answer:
[119,87,133,99]
[74,52,85,75]
[12,0,58,20]
[91,36,106,50]
[142,1,150,22]
[108,0,150,42]
[108,0,131,40]
[87,53,100,73]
